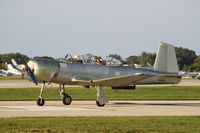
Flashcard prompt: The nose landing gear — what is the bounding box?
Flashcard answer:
[37,97,45,106]
[36,82,45,106]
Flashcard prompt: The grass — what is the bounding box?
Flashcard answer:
[182,78,199,80]
[0,116,200,133]
[0,76,25,80]
[0,86,200,101]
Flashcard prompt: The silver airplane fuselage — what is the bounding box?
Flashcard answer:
[28,58,181,87]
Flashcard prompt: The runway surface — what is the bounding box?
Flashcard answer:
[0,100,200,118]
[0,79,200,88]
[0,80,200,118]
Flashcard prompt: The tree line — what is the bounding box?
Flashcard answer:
[0,47,199,72]
[0,53,30,70]
[110,47,199,72]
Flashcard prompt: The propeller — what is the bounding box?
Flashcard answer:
[24,64,38,85]
[11,59,38,85]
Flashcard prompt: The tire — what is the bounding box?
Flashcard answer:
[96,100,105,107]
[62,95,72,105]
[37,98,45,106]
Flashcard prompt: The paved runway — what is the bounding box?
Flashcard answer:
[0,80,200,118]
[0,100,200,118]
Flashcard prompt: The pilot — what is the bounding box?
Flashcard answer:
[94,58,104,65]
[73,55,83,63]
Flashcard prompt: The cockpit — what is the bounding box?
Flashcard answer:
[58,54,123,66]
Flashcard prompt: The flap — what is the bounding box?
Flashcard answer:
[72,73,152,86]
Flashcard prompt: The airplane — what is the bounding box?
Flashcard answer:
[7,63,25,76]
[12,42,181,107]
[0,60,25,77]
[179,71,198,79]
[0,69,12,76]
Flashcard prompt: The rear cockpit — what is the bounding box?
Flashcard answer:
[58,54,123,66]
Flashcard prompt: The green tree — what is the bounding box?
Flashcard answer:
[139,52,156,67]
[126,55,140,65]
[175,47,197,70]
[189,56,200,72]
[34,56,54,60]
[0,53,30,69]
[0,54,6,69]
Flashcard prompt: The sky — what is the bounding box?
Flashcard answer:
[0,0,200,59]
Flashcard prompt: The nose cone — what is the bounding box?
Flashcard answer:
[26,59,38,85]
[27,60,36,71]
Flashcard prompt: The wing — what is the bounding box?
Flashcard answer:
[72,73,152,86]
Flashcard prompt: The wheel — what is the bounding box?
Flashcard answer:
[96,100,105,107]
[37,98,45,106]
[62,95,72,105]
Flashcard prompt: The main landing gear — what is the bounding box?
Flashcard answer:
[36,83,107,107]
[96,86,108,107]
[36,82,72,106]
[59,84,72,105]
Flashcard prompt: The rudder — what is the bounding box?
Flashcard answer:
[153,42,179,73]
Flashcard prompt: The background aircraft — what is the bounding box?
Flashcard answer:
[0,60,25,77]
[12,42,181,107]
[179,72,198,79]
[0,69,12,76]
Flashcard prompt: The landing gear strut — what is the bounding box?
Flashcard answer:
[96,86,108,107]
[59,84,72,105]
[36,82,45,106]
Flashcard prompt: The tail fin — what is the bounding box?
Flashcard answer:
[153,42,179,73]
[11,59,17,66]
[11,59,25,73]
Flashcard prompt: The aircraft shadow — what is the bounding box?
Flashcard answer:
[112,102,200,107]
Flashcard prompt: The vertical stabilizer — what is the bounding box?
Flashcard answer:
[154,42,179,73]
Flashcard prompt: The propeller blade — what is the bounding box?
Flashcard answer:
[28,71,38,85]
[10,59,38,85]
